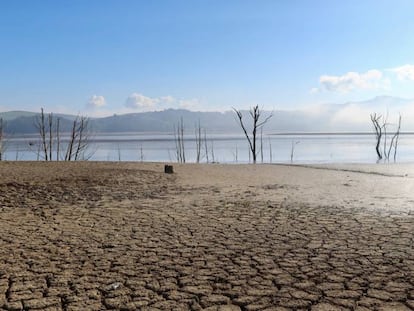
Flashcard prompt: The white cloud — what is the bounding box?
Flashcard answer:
[125,93,200,111]
[389,64,414,81]
[317,69,388,93]
[87,95,106,108]
[125,93,159,110]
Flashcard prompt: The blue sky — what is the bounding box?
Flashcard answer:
[1,0,414,116]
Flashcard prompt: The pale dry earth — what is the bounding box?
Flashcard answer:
[0,162,413,311]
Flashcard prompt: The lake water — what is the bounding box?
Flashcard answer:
[2,132,414,164]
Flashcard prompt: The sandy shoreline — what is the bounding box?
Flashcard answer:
[0,162,413,310]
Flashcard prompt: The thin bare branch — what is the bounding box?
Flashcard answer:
[233,105,273,163]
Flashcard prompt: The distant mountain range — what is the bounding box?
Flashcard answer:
[1,96,414,134]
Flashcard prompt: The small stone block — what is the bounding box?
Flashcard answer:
[164,165,174,174]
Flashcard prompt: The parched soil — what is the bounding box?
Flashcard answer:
[0,162,413,311]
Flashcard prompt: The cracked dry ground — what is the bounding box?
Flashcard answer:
[0,162,413,311]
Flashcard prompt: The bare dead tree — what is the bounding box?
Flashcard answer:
[180,118,185,163]
[393,115,402,161]
[173,117,186,163]
[268,138,273,163]
[210,140,215,163]
[15,145,20,161]
[387,114,402,161]
[290,141,300,163]
[204,129,209,163]
[370,113,402,162]
[233,105,273,163]
[116,143,121,162]
[0,118,4,161]
[173,124,179,162]
[232,144,238,163]
[35,108,49,160]
[65,118,77,161]
[260,128,264,163]
[64,116,91,161]
[35,109,91,161]
[74,116,89,160]
[139,144,144,162]
[383,110,389,157]
[56,117,60,161]
[48,113,53,161]
[195,120,202,163]
[370,113,383,160]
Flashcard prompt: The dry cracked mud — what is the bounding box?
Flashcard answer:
[0,162,413,310]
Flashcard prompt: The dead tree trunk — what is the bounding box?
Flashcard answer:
[56,117,60,161]
[387,114,402,162]
[393,115,402,162]
[204,129,209,163]
[0,118,4,161]
[233,105,273,163]
[35,108,49,161]
[48,113,53,161]
[260,128,264,163]
[268,138,272,163]
[173,118,186,163]
[371,113,402,162]
[195,120,202,163]
[370,113,383,160]
[65,118,78,161]
[74,116,89,160]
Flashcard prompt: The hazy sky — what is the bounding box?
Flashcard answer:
[1,0,414,116]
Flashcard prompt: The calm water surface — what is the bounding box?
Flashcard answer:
[3,132,414,164]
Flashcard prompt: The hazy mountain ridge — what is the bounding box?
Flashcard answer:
[1,96,413,134]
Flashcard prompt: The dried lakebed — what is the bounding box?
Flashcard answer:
[0,162,413,311]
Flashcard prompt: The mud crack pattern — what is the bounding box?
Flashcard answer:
[0,162,413,310]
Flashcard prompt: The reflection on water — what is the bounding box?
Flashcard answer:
[2,133,414,163]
